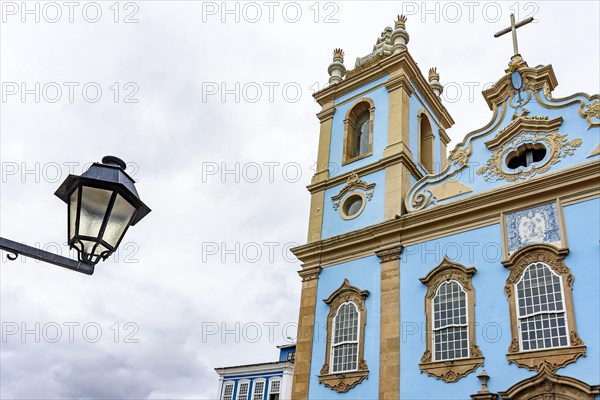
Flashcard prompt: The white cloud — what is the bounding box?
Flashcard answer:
[1,1,598,398]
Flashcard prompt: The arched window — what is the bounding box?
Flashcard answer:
[353,110,370,157]
[419,112,434,173]
[503,244,585,372]
[419,258,483,382]
[515,262,567,351]
[343,99,374,164]
[331,302,360,372]
[432,280,469,361]
[318,279,369,392]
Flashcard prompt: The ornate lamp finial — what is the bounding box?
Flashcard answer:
[328,48,347,85]
[428,67,443,97]
[391,14,409,54]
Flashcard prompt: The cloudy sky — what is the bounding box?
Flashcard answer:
[1,1,598,398]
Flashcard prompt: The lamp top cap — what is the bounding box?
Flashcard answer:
[102,155,127,170]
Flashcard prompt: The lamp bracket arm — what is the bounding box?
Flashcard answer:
[0,237,94,275]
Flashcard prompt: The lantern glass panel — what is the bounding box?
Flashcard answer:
[103,193,136,248]
[69,189,79,242]
[79,186,112,239]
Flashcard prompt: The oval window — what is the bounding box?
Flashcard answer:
[506,143,547,170]
[341,194,365,219]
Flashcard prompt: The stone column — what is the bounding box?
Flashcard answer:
[376,246,404,399]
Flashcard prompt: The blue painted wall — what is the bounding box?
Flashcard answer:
[321,169,385,239]
[308,256,381,398]
[278,346,296,362]
[399,197,600,398]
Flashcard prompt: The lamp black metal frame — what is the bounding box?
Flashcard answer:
[0,237,96,275]
[0,155,150,276]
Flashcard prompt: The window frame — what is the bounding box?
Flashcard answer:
[514,262,569,352]
[419,257,483,382]
[221,381,235,400]
[251,378,266,400]
[236,380,250,400]
[503,244,585,372]
[329,301,361,373]
[431,280,470,362]
[318,279,369,393]
[267,378,281,400]
[342,98,375,165]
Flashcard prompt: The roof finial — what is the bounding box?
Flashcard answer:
[328,48,347,85]
[428,67,443,97]
[391,15,409,54]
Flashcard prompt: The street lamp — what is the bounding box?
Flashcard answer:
[0,156,150,275]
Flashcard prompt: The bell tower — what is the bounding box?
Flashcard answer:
[305,15,454,243]
[293,15,455,398]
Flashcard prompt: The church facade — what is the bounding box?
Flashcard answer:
[290,15,600,399]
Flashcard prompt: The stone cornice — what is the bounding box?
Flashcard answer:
[307,151,423,194]
[313,51,454,129]
[293,161,600,269]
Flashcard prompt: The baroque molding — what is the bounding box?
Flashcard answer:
[477,131,582,182]
[419,258,482,382]
[331,172,376,211]
[485,116,561,150]
[319,279,370,393]
[502,244,586,373]
[498,369,600,399]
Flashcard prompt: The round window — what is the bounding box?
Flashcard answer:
[341,193,365,219]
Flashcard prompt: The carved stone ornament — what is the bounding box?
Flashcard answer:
[497,369,600,400]
[319,279,370,393]
[477,130,582,182]
[449,146,472,168]
[418,258,484,382]
[502,244,586,373]
[585,100,600,119]
[331,172,375,210]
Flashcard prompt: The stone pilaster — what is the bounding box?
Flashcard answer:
[291,267,321,399]
[376,246,404,399]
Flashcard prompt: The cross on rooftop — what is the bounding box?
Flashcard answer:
[494,14,534,57]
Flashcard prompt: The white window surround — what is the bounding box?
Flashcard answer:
[252,379,266,400]
[236,380,250,400]
[515,262,569,352]
[431,280,470,362]
[268,378,281,394]
[222,382,235,400]
[329,301,361,373]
